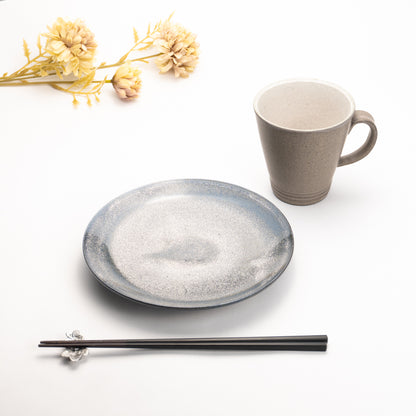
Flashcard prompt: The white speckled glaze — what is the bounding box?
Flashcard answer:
[83,179,294,308]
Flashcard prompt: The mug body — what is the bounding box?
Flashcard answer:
[254,79,355,205]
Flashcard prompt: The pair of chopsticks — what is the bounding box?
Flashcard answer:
[39,335,328,351]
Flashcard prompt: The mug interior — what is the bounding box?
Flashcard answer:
[254,80,355,131]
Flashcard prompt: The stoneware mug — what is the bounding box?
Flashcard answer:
[254,79,378,205]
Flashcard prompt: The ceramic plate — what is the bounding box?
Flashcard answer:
[83,179,294,308]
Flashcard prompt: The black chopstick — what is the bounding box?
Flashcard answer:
[39,342,327,351]
[38,336,328,352]
[40,335,327,344]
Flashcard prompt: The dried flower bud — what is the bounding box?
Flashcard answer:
[111,63,142,100]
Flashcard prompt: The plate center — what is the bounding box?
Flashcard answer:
[146,236,219,265]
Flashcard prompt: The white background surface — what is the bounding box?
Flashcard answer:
[1,0,415,414]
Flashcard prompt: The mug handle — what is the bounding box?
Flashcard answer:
[338,110,378,167]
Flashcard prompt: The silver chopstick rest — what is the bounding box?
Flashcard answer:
[61,330,89,362]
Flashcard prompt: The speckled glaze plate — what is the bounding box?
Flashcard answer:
[83,179,294,308]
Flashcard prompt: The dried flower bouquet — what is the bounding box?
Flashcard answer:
[0,14,199,105]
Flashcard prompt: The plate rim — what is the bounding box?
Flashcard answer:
[83,178,294,309]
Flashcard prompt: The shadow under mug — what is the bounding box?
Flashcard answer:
[254,79,378,205]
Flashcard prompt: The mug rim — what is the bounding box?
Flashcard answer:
[253,78,356,133]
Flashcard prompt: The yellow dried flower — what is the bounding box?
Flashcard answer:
[111,62,142,100]
[153,22,199,78]
[0,14,199,105]
[44,18,97,77]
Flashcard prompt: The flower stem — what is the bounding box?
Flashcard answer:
[0,54,52,83]
[131,53,163,63]
[3,52,46,79]
[97,53,162,69]
[0,53,163,84]
[0,73,55,83]
[0,80,111,87]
